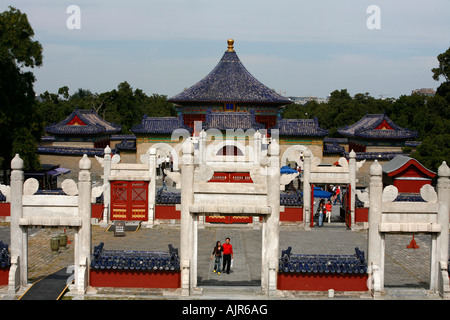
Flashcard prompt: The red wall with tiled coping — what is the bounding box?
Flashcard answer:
[278,273,368,291]
[0,268,9,285]
[89,270,180,288]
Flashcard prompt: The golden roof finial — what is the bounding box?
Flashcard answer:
[227,39,235,52]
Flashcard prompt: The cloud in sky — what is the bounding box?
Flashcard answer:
[3,0,450,99]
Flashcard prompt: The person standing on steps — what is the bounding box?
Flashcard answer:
[222,237,233,274]
[210,241,223,274]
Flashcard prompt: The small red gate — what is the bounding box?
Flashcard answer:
[111,181,148,221]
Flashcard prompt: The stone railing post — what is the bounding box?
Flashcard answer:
[303,150,311,230]
[76,154,92,293]
[349,150,356,229]
[102,146,111,223]
[436,161,450,297]
[262,139,280,295]
[180,140,195,295]
[367,160,383,296]
[9,154,27,293]
[147,148,157,226]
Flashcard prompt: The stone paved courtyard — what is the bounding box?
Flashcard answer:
[0,218,437,296]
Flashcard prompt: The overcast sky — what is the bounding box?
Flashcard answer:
[3,0,450,99]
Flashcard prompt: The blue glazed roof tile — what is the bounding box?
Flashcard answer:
[115,140,136,151]
[323,143,345,154]
[338,113,418,140]
[344,151,407,161]
[202,108,265,131]
[37,146,118,156]
[168,41,291,105]
[131,115,193,134]
[273,118,328,136]
[45,108,122,135]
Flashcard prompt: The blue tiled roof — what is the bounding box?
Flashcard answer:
[111,134,136,141]
[323,143,345,154]
[273,118,328,136]
[131,115,193,134]
[344,151,407,161]
[168,42,291,105]
[338,113,418,140]
[37,146,118,156]
[115,140,136,151]
[323,137,348,144]
[202,108,265,131]
[45,108,122,135]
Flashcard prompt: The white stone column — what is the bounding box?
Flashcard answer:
[252,131,262,230]
[349,150,356,230]
[436,161,450,295]
[180,140,195,295]
[253,130,261,165]
[8,154,27,293]
[146,147,157,226]
[76,154,92,293]
[199,130,207,165]
[262,139,280,296]
[303,150,311,230]
[102,146,111,223]
[367,160,383,294]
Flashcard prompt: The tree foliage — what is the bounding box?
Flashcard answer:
[0,6,43,177]
[37,81,177,134]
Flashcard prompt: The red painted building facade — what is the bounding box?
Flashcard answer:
[382,155,436,193]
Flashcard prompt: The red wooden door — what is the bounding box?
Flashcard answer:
[111,181,148,221]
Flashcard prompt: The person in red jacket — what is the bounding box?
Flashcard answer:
[325,199,332,223]
[222,237,233,274]
[333,185,342,205]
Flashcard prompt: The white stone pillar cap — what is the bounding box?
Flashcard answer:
[349,149,356,158]
[182,140,194,154]
[370,160,382,176]
[11,154,23,170]
[79,154,92,170]
[438,161,449,177]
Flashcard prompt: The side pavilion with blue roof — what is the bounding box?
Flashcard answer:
[338,113,418,161]
[38,108,123,179]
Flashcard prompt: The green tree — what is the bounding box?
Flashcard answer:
[432,47,450,102]
[0,7,43,181]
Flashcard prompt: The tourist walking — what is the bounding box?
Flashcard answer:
[210,241,223,274]
[317,200,325,227]
[315,199,325,218]
[325,199,332,223]
[162,175,168,191]
[333,185,342,205]
[222,237,233,274]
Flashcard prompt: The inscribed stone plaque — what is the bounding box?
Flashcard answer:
[114,220,125,237]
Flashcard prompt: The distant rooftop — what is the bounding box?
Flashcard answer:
[338,113,418,140]
[131,115,193,134]
[45,108,121,135]
[168,39,292,105]
[274,118,328,137]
